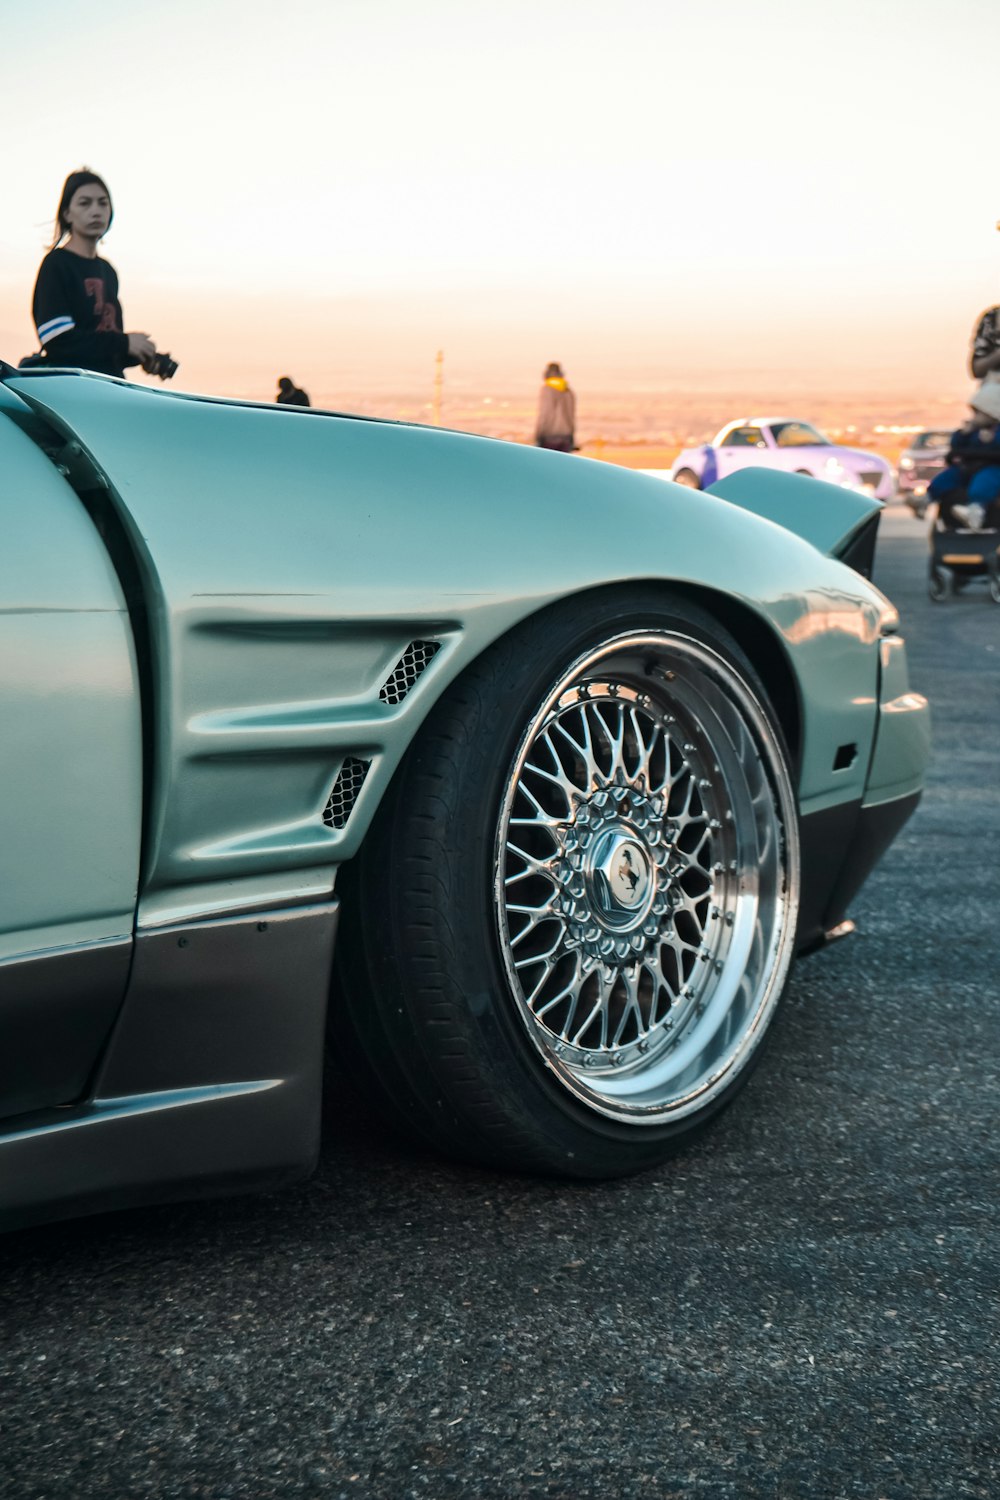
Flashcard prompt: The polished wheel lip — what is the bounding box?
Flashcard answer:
[494,630,799,1127]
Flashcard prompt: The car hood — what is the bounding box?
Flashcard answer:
[706,467,882,564]
[5,368,883,568]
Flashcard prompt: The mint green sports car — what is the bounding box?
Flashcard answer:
[0,364,929,1227]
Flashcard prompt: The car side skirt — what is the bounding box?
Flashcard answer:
[0,937,131,1118]
[0,902,337,1231]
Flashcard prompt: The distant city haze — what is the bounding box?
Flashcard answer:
[0,0,995,447]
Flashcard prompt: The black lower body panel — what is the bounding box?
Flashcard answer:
[797,792,921,955]
[0,900,338,1231]
[0,937,131,1118]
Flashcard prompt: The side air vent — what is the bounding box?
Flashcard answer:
[323,756,372,829]
[379,639,442,705]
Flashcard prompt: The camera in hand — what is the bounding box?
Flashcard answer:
[148,352,178,381]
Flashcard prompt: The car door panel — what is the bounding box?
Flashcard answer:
[0,412,142,1118]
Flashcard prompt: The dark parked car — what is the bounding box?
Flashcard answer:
[897,430,952,516]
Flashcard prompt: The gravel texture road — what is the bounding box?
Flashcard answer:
[2,507,998,1500]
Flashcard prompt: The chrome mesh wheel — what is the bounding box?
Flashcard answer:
[495,631,798,1124]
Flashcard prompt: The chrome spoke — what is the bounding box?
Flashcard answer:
[552,712,599,790]
[533,952,584,1023]
[570,972,611,1049]
[610,966,644,1049]
[503,843,557,883]
[510,922,565,964]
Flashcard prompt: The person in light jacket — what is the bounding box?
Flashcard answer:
[534,362,576,452]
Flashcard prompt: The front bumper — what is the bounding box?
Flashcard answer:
[797,632,929,953]
[863,635,931,808]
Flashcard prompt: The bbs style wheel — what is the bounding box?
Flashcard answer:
[335,589,800,1179]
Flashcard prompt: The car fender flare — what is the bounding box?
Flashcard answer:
[5,372,884,928]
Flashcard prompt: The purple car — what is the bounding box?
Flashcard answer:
[669,418,895,502]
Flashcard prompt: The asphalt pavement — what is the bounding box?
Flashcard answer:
[1,507,998,1500]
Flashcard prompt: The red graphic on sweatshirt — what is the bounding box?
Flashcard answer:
[85,277,120,332]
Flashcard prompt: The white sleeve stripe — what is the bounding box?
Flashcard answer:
[38,315,75,342]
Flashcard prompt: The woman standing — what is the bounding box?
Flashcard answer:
[31,169,159,379]
[534,362,576,452]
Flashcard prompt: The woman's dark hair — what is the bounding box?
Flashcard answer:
[51,169,113,249]
[544,362,564,379]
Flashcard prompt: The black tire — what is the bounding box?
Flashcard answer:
[672,468,701,489]
[334,588,800,1179]
[928,565,951,602]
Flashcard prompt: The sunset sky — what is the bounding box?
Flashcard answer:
[0,0,996,412]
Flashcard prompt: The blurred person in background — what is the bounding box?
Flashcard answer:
[971,223,1000,383]
[927,381,1000,530]
[276,375,311,407]
[971,304,1000,384]
[30,169,161,379]
[534,362,576,452]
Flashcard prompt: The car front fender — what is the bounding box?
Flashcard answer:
[7,372,889,930]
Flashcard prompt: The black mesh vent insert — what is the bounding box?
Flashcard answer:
[323,756,372,829]
[379,639,441,705]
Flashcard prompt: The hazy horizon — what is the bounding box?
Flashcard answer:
[1,0,996,414]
